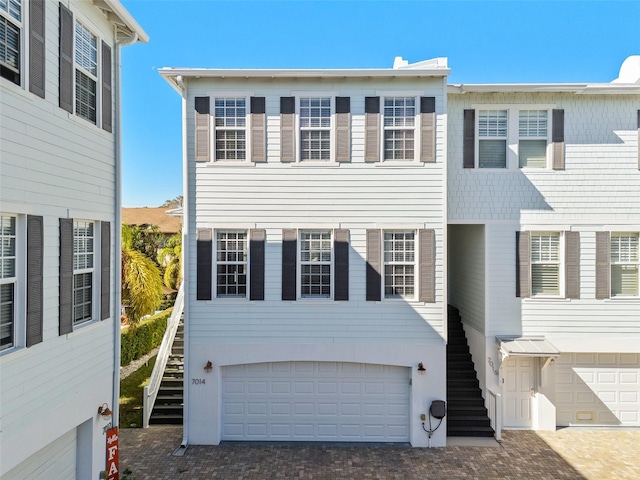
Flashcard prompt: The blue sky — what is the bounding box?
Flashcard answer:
[119,0,639,207]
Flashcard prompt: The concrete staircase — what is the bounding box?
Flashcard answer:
[447,306,494,437]
[149,321,184,425]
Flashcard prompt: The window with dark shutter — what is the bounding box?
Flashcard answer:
[334,229,349,301]
[282,229,297,300]
[419,229,436,302]
[196,229,212,300]
[59,218,74,334]
[366,229,382,301]
[251,97,266,163]
[463,109,475,168]
[195,97,210,162]
[336,97,351,163]
[565,231,580,299]
[420,97,436,163]
[249,229,265,300]
[29,0,46,98]
[280,97,295,162]
[101,42,112,133]
[637,110,640,169]
[595,231,610,299]
[364,97,380,163]
[26,215,43,347]
[516,231,531,298]
[552,109,565,170]
[58,3,74,113]
[101,221,111,319]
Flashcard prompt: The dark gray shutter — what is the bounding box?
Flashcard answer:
[195,97,210,162]
[249,229,265,301]
[26,215,44,347]
[552,109,565,170]
[29,0,46,98]
[595,231,610,299]
[282,229,297,300]
[366,229,381,301]
[463,109,475,168]
[516,231,531,298]
[58,3,73,113]
[565,231,580,299]
[59,218,73,335]
[280,97,295,163]
[419,229,436,302]
[637,110,639,169]
[420,97,436,163]
[336,97,351,163]
[250,97,266,163]
[101,42,112,133]
[334,229,349,301]
[196,228,212,300]
[364,97,380,163]
[100,221,111,320]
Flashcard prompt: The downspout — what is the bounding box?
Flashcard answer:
[113,30,138,429]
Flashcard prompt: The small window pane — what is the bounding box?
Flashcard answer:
[0,283,14,351]
[479,139,506,168]
[519,140,547,168]
[611,265,639,296]
[479,110,507,137]
[75,70,97,123]
[519,110,547,137]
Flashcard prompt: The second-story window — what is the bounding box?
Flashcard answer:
[519,110,548,168]
[215,98,246,161]
[611,233,639,297]
[73,220,94,324]
[300,97,331,161]
[300,230,332,298]
[216,230,247,297]
[0,0,21,85]
[383,97,416,160]
[0,215,16,351]
[530,232,560,296]
[75,20,98,124]
[384,230,415,299]
[478,110,507,168]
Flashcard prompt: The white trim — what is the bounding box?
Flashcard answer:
[213,228,249,300]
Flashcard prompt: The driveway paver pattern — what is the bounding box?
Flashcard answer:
[119,426,640,480]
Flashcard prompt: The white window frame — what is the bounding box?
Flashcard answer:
[382,96,418,162]
[73,219,96,325]
[518,110,549,168]
[472,104,554,170]
[215,229,248,298]
[213,96,248,162]
[610,232,639,297]
[477,109,508,169]
[383,230,416,300]
[295,92,336,165]
[0,213,23,353]
[530,231,563,297]
[298,229,333,299]
[73,19,99,125]
[0,0,23,87]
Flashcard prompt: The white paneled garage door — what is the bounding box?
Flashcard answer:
[221,361,410,442]
[555,353,640,426]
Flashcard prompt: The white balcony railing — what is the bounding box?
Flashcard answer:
[487,388,502,441]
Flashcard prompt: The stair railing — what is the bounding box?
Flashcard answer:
[142,283,185,428]
[487,388,502,441]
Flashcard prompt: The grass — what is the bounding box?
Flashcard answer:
[119,355,157,428]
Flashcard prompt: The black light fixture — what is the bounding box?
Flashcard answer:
[97,403,113,419]
[204,360,213,373]
[417,362,426,375]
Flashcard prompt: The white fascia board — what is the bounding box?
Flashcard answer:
[448,83,640,95]
[98,0,150,43]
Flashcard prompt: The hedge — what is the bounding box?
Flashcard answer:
[121,308,173,366]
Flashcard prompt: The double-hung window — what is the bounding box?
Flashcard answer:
[216,230,247,297]
[530,232,560,296]
[73,220,94,324]
[74,20,98,124]
[519,110,548,168]
[384,230,415,299]
[0,0,21,85]
[0,215,16,351]
[300,230,332,298]
[214,98,246,161]
[610,233,639,297]
[383,97,416,160]
[478,110,508,168]
[300,97,331,161]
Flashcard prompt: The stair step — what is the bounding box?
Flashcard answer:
[447,425,495,438]
[149,415,183,425]
[447,415,492,427]
[447,406,488,417]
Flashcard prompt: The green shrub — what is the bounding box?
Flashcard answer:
[120,308,172,366]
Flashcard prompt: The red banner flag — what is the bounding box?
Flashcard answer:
[106,427,119,480]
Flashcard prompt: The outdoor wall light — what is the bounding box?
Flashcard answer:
[204,360,213,373]
[417,362,426,375]
[97,403,113,419]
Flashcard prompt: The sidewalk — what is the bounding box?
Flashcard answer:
[119,426,640,480]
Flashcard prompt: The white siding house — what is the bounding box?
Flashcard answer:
[0,1,146,478]
[448,57,640,431]
[160,58,450,447]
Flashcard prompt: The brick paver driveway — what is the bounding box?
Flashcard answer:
[119,426,639,479]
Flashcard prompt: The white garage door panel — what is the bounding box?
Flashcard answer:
[555,353,640,426]
[222,361,410,442]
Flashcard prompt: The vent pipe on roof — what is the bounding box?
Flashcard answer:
[393,56,409,69]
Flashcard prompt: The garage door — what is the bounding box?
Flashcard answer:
[221,361,410,442]
[555,353,640,426]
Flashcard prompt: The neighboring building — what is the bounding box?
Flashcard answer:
[0,1,147,478]
[160,57,450,447]
[122,207,183,243]
[447,56,640,430]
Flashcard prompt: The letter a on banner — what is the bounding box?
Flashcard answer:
[106,426,119,480]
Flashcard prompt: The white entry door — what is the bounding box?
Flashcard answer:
[221,361,410,442]
[503,357,535,428]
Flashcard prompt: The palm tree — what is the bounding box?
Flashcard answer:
[157,231,182,290]
[121,224,163,326]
